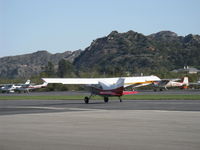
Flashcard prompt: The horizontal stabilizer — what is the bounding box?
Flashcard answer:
[123,91,138,95]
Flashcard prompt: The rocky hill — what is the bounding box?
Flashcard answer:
[0,50,81,78]
[74,30,200,74]
[1,30,200,78]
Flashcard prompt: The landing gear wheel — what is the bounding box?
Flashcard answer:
[119,96,122,102]
[84,96,89,104]
[104,97,109,103]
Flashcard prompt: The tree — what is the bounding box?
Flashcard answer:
[43,61,55,77]
[57,59,74,78]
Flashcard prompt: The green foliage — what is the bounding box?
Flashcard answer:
[57,59,74,78]
[43,62,55,77]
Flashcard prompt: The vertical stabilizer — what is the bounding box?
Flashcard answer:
[25,80,31,85]
[42,82,48,87]
[182,77,189,86]
[115,78,125,88]
[99,78,125,90]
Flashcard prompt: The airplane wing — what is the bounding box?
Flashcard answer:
[166,78,180,81]
[124,81,153,88]
[154,78,181,86]
[43,76,161,87]
[42,78,100,85]
[157,79,170,84]
[189,82,200,85]
[159,78,181,82]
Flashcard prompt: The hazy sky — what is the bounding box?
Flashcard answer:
[1,0,200,57]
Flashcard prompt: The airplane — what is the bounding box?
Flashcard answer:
[153,77,189,91]
[189,79,200,89]
[0,80,31,93]
[14,82,48,93]
[0,84,16,93]
[42,75,161,103]
[194,80,200,85]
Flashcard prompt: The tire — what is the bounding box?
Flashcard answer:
[104,97,109,103]
[84,96,89,104]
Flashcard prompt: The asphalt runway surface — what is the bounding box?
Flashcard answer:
[1,99,200,115]
[1,89,200,96]
[0,91,200,150]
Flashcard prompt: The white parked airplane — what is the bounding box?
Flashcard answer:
[42,75,160,103]
[192,80,200,85]
[153,77,189,91]
[15,82,48,93]
[189,79,200,89]
[0,80,30,93]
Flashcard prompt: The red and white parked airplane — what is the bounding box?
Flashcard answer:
[15,82,48,93]
[42,75,160,103]
[153,77,189,91]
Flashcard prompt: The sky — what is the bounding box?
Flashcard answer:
[0,0,200,57]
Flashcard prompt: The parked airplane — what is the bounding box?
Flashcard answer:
[193,80,200,85]
[189,79,200,89]
[0,80,30,93]
[42,75,160,103]
[14,82,48,93]
[153,77,189,91]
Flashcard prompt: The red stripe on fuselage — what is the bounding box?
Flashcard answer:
[93,86,124,96]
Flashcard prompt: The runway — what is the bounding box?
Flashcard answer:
[1,99,200,115]
[1,89,200,96]
[1,98,200,150]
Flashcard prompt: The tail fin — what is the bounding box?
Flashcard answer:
[182,77,189,86]
[99,78,125,90]
[41,82,48,87]
[115,78,125,88]
[25,80,30,84]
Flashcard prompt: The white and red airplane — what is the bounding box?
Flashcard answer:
[42,75,160,103]
[153,77,189,91]
[15,82,48,93]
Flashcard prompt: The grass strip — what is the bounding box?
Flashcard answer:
[0,95,200,100]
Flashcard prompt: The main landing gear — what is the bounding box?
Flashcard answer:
[84,96,123,104]
[104,97,109,103]
[84,96,110,104]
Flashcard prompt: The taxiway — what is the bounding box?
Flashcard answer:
[0,99,200,150]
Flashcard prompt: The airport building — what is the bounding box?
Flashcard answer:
[172,66,200,74]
